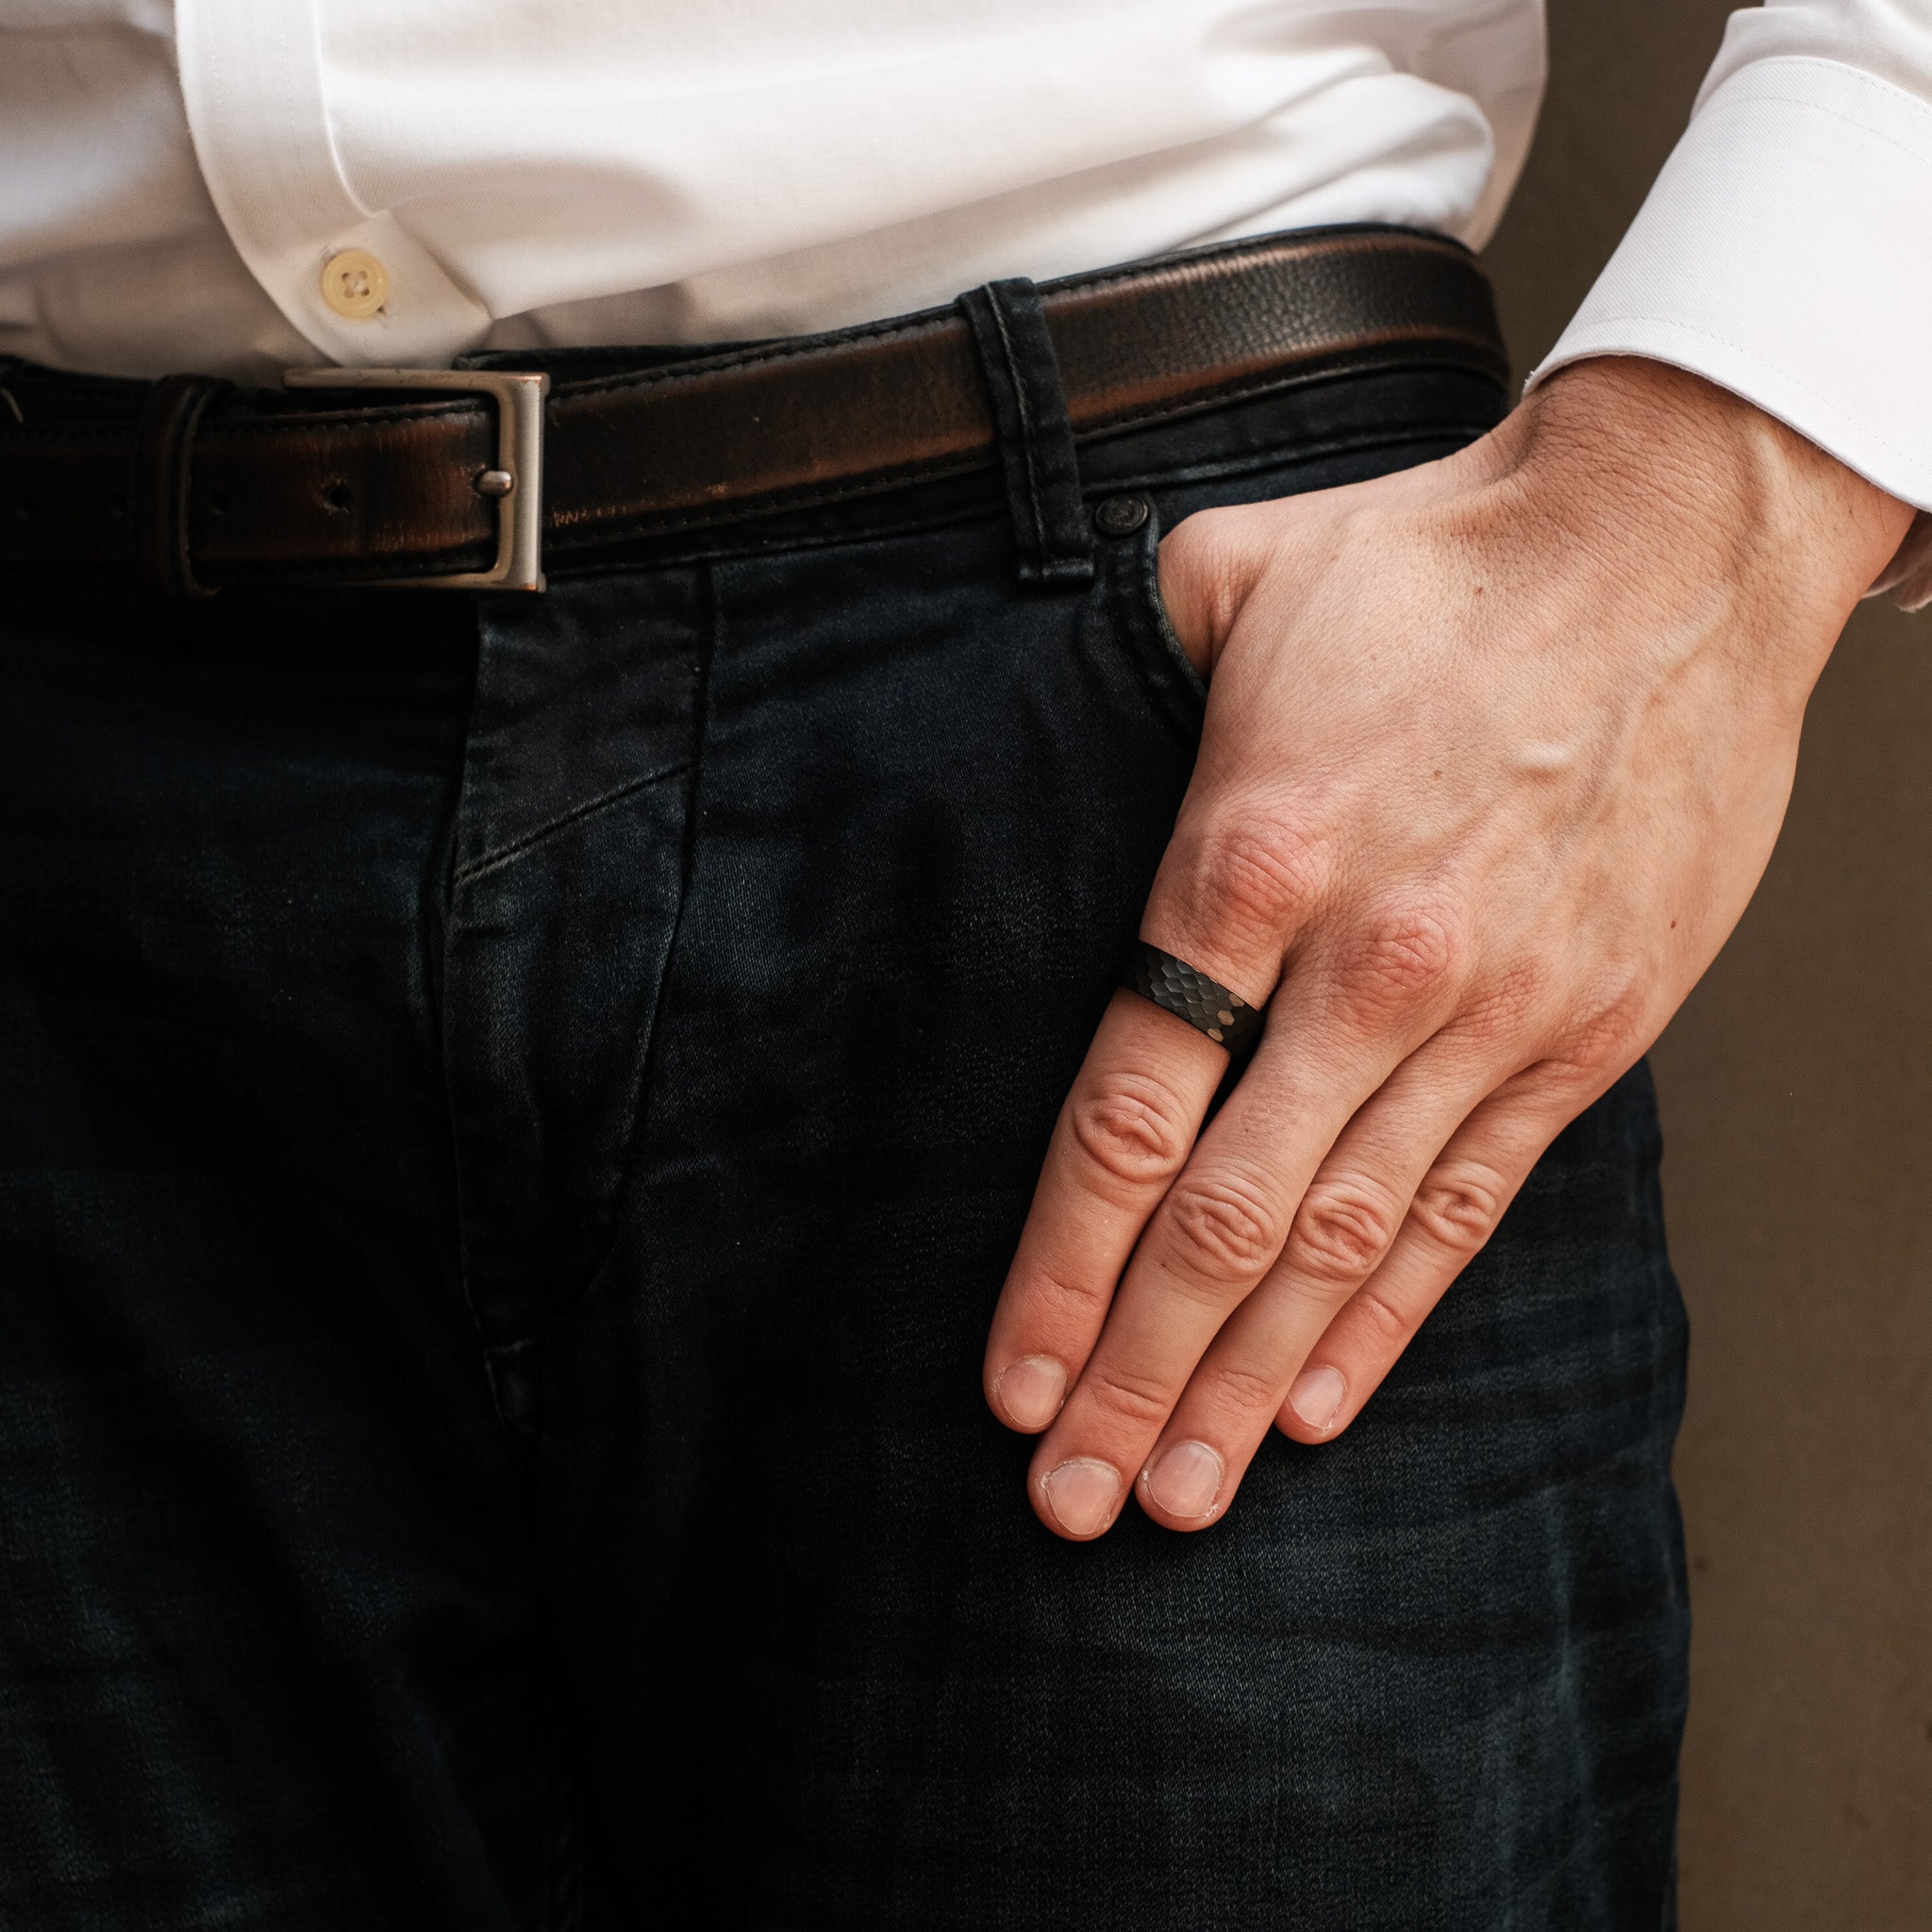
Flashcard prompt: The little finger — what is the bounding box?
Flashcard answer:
[1274,1080,1574,1444]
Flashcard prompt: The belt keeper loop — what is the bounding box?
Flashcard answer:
[132,373,230,599]
[958,278,1094,590]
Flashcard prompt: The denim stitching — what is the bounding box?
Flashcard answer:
[452,758,691,887]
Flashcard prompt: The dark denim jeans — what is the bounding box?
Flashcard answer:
[0,353,1688,1929]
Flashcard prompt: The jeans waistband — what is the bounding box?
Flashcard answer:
[0,225,1507,599]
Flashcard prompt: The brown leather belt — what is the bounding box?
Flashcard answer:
[0,226,1505,597]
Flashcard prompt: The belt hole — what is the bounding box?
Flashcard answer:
[322,481,354,513]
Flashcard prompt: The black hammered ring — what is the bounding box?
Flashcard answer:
[1117,941,1265,1054]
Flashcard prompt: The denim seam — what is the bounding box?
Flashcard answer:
[1133,508,1205,708]
[1089,420,1499,499]
[544,1685,583,1932]
[1099,506,1206,750]
[451,757,691,887]
[576,562,717,1304]
[432,625,509,1407]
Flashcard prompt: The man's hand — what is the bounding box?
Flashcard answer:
[984,357,1913,1540]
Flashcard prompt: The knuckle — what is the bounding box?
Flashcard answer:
[1068,1070,1192,1196]
[1347,1282,1415,1346]
[1330,898,1466,1025]
[1083,1363,1175,1429]
[1022,1266,1113,1324]
[1408,1159,1509,1257]
[1208,1359,1289,1415]
[1283,1177,1402,1287]
[1549,976,1650,1086]
[1160,1167,1284,1289]
[1181,810,1329,952]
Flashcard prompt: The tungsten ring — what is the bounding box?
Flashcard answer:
[1116,940,1265,1054]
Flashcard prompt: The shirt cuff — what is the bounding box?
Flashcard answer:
[1529,57,1932,608]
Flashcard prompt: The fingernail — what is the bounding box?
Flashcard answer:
[1143,1440,1224,1520]
[1041,1457,1122,1537]
[1289,1365,1347,1432]
[993,1356,1067,1430]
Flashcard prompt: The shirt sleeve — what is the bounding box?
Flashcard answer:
[1528,3,1932,608]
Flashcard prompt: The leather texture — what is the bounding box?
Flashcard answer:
[0,226,1506,593]
[130,374,232,599]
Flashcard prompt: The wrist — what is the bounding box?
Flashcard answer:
[1490,357,1913,624]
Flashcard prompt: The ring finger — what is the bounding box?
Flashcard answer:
[1267,1074,1581,1445]
[1130,1038,1534,1528]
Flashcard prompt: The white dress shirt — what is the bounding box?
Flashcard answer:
[3,2,1930,560]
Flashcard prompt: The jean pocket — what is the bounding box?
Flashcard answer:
[1090,496,1207,748]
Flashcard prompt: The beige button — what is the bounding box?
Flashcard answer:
[320,248,389,320]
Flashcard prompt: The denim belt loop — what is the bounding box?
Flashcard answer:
[957,277,1095,590]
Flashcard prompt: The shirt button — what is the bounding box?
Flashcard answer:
[321,248,390,320]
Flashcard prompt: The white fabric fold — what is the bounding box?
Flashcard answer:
[175,0,493,368]
[7,0,1541,379]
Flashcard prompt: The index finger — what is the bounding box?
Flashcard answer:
[981,989,1230,1433]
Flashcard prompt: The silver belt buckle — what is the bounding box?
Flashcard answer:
[283,366,549,591]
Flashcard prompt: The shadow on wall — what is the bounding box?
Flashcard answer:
[1481,6,1932,1928]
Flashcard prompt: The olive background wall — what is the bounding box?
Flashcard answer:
[1479,6,1932,1924]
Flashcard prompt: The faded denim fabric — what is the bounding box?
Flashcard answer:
[0,352,1687,1929]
